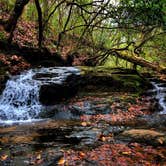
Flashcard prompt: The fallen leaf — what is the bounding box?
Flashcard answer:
[81,122,87,127]
[36,159,43,164]
[79,152,85,158]
[157,137,165,144]
[100,136,106,142]
[122,151,131,155]
[1,154,8,161]
[58,157,65,165]
[36,154,41,160]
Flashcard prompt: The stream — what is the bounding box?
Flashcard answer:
[150,80,166,114]
[0,67,80,124]
[0,67,165,124]
[0,67,166,165]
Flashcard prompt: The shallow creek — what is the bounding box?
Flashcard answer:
[0,68,165,165]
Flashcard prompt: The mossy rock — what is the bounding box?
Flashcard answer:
[78,66,149,92]
[78,66,137,76]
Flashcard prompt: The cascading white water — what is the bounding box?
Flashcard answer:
[151,81,166,114]
[0,70,42,122]
[0,67,80,123]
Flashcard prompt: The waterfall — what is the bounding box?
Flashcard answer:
[0,67,80,123]
[151,81,166,114]
[0,70,41,122]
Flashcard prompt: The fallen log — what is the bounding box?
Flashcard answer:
[111,51,166,74]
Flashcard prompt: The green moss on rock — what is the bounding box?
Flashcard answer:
[78,66,150,93]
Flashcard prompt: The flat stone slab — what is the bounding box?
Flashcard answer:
[120,129,166,146]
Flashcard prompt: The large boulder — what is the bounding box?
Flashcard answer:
[78,66,151,92]
[38,66,151,105]
[39,74,82,105]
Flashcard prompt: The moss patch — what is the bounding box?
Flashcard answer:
[78,66,149,93]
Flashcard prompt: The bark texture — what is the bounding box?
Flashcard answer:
[4,0,30,43]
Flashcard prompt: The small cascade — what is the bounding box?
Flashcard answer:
[151,81,166,114]
[0,67,80,123]
[0,70,41,122]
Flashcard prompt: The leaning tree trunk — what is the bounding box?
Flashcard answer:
[111,51,166,73]
[4,0,30,43]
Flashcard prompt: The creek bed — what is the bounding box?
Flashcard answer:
[0,67,166,165]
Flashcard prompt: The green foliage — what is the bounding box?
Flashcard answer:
[23,1,37,21]
[1,0,166,69]
[0,0,15,12]
[119,0,166,27]
[0,31,6,40]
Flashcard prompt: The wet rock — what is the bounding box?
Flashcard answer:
[103,126,129,135]
[67,128,102,146]
[39,105,81,120]
[78,66,150,93]
[156,83,166,88]
[149,78,166,84]
[39,74,82,105]
[119,129,166,146]
[144,89,157,96]
[33,73,59,80]
[70,102,111,115]
[0,74,9,95]
[46,153,63,166]
[39,101,112,120]
[10,146,28,157]
[139,114,166,128]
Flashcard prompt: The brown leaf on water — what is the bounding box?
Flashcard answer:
[157,137,165,144]
[99,136,106,142]
[36,154,41,160]
[122,151,131,155]
[0,154,8,161]
[81,122,87,127]
[58,157,65,165]
[79,152,86,158]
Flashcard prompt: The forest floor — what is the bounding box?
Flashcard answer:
[0,7,166,166]
[0,87,166,166]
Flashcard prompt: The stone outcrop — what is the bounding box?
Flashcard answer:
[39,73,82,105]
[119,129,166,146]
[38,66,151,105]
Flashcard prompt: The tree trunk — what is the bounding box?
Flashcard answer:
[4,0,30,43]
[112,51,166,73]
[35,0,43,48]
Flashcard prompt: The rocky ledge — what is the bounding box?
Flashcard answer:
[39,73,82,105]
[38,66,151,105]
